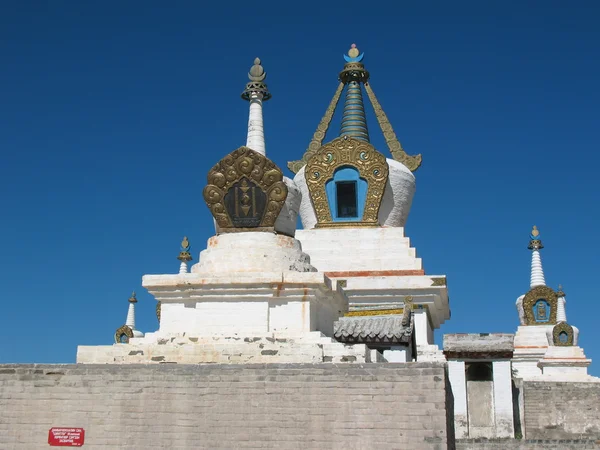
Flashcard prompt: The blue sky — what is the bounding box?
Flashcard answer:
[1,1,598,374]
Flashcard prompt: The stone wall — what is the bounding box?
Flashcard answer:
[522,381,600,439]
[456,439,600,450]
[0,363,448,450]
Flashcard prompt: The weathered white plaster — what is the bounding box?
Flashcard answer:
[294,158,416,230]
[192,232,315,273]
[492,360,515,438]
[77,331,374,365]
[178,261,188,274]
[447,360,469,438]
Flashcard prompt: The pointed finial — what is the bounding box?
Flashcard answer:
[557,284,565,297]
[528,225,544,250]
[248,57,266,82]
[242,57,271,101]
[128,291,137,303]
[344,43,364,63]
[178,236,193,262]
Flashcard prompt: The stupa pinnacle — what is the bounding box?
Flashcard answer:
[288,44,421,173]
[242,57,270,156]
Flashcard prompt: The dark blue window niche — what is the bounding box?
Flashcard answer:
[533,299,551,322]
[558,331,568,344]
[325,166,368,222]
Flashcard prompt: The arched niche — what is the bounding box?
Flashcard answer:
[522,285,557,325]
[304,136,389,227]
[325,166,368,222]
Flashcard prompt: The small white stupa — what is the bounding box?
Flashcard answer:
[513,226,595,381]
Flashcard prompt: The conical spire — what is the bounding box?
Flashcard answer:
[556,284,567,323]
[125,292,144,338]
[528,226,546,288]
[339,45,369,142]
[288,44,422,174]
[242,57,271,156]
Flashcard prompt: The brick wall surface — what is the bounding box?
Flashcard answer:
[0,363,448,450]
[456,439,600,450]
[523,381,600,440]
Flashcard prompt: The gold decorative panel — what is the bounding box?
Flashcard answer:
[115,325,133,344]
[203,147,288,232]
[522,285,557,326]
[552,322,574,346]
[305,136,388,227]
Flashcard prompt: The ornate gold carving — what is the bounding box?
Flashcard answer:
[346,308,404,317]
[305,136,388,227]
[431,277,447,287]
[156,302,161,323]
[363,82,422,172]
[115,325,133,344]
[288,82,345,174]
[523,285,557,326]
[552,322,574,346]
[203,147,288,232]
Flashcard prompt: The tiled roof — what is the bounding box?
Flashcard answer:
[333,315,413,344]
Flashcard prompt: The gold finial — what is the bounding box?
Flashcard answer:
[178,236,193,262]
[348,43,359,58]
[128,292,137,303]
[557,284,565,297]
[528,225,543,250]
[181,236,190,251]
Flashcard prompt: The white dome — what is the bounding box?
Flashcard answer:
[294,158,416,229]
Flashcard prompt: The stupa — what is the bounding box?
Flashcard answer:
[513,226,594,380]
[77,46,450,365]
[77,56,377,364]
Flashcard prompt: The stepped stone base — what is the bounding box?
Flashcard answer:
[77,332,377,364]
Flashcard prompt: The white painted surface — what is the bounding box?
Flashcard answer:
[142,271,346,339]
[414,310,433,346]
[382,347,408,363]
[273,177,301,237]
[246,92,265,156]
[192,232,315,273]
[512,325,551,379]
[556,294,567,323]
[294,157,416,230]
[530,249,546,288]
[492,360,515,438]
[296,227,422,272]
[447,360,468,439]
[125,302,144,338]
[178,261,188,274]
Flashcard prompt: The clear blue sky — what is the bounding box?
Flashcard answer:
[1,2,598,374]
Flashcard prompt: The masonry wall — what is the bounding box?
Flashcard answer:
[456,439,600,450]
[522,381,600,440]
[0,363,448,450]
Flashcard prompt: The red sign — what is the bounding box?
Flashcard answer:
[48,428,85,447]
